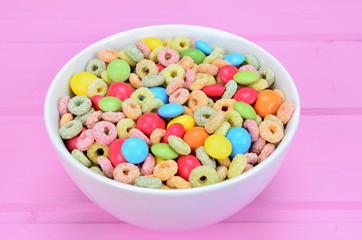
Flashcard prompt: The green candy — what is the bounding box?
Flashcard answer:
[107,59,131,82]
[98,96,122,112]
[180,48,206,65]
[234,101,256,120]
[233,70,258,85]
[151,143,179,159]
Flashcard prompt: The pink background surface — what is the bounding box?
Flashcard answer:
[1,0,362,239]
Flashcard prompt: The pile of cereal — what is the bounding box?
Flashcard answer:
[58,36,295,189]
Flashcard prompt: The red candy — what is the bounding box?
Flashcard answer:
[108,138,127,167]
[202,84,226,97]
[65,127,86,152]
[108,82,134,101]
[177,155,201,181]
[156,64,164,73]
[233,87,258,105]
[136,113,166,138]
[219,65,238,84]
[164,123,185,144]
[90,95,104,111]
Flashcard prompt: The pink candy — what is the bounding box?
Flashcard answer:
[76,129,94,151]
[92,121,117,146]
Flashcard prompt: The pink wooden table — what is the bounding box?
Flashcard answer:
[1,0,362,239]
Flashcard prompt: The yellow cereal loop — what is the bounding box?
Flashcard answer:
[225,110,243,127]
[228,154,247,179]
[162,38,174,48]
[196,73,215,85]
[149,46,165,63]
[116,118,136,138]
[101,71,113,86]
[172,35,192,53]
[162,64,186,84]
[248,79,268,92]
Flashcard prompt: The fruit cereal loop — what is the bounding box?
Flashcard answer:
[141,74,165,87]
[169,88,190,105]
[259,120,284,143]
[190,78,209,91]
[216,165,228,182]
[255,115,262,126]
[184,69,196,90]
[136,42,151,58]
[140,154,155,176]
[101,111,125,124]
[196,73,215,85]
[59,96,70,117]
[213,99,236,112]
[122,98,142,120]
[150,128,166,145]
[264,114,284,129]
[87,78,108,98]
[97,156,114,178]
[86,59,106,77]
[173,35,192,53]
[249,79,268,92]
[160,184,171,189]
[239,64,259,76]
[274,89,286,103]
[75,108,95,125]
[60,113,73,127]
[116,118,136,138]
[92,121,117,146]
[242,55,259,70]
[135,59,159,79]
[205,111,225,134]
[142,99,164,114]
[129,73,142,89]
[153,160,178,181]
[135,176,162,189]
[124,44,144,62]
[162,64,186,84]
[250,137,266,155]
[162,38,174,48]
[228,154,247,179]
[196,146,216,169]
[258,67,276,88]
[59,120,83,139]
[216,75,225,86]
[98,49,118,63]
[183,106,194,117]
[207,97,214,108]
[188,90,208,112]
[258,143,276,163]
[167,135,191,155]
[119,49,136,67]
[68,95,92,116]
[166,78,185,95]
[87,142,109,164]
[194,106,215,127]
[243,119,260,142]
[130,87,155,107]
[217,157,230,168]
[71,149,92,167]
[157,48,180,67]
[214,121,231,136]
[188,36,195,48]
[86,110,102,129]
[212,59,231,69]
[90,166,106,177]
[244,152,258,165]
[243,164,254,173]
[149,46,165,63]
[113,162,140,184]
[76,129,94,151]
[197,64,219,76]
[191,64,198,72]
[129,128,151,145]
[166,176,191,189]
[101,71,112,86]
[178,56,194,71]
[189,166,218,187]
[222,80,237,99]
[277,101,295,124]
[224,110,243,127]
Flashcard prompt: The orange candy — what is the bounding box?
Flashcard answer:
[183,127,209,151]
[254,90,282,117]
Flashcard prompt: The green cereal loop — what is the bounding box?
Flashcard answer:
[216,165,228,182]
[162,64,186,84]
[222,80,237,99]
[258,67,276,88]
[101,71,112,86]
[189,166,218,187]
[210,44,225,56]
[194,106,215,127]
[225,110,243,128]
[255,115,262,126]
[59,119,82,139]
[90,166,106,177]
[130,87,155,107]
[75,108,94,125]
[142,98,164,114]
[168,135,191,155]
[228,154,247,179]
[124,44,144,62]
[141,74,165,87]
[163,38,174,48]
[135,176,162,189]
[86,59,106,77]
[86,142,109,164]
[207,97,214,108]
[173,35,191,53]
[68,95,92,116]
[119,49,137,67]
[116,118,136,138]
[149,46,165,62]
[196,73,215,85]
[243,55,259,70]
[87,78,108,98]
[196,146,216,169]
[264,114,284,129]
[214,121,231,136]
[71,149,92,167]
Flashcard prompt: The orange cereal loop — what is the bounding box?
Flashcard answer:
[212,59,231,69]
[216,75,225,86]
[166,176,191,189]
[98,49,119,63]
[161,184,171,189]
[150,128,166,145]
[196,64,219,76]
[166,78,185,95]
[129,73,142,89]
[204,111,225,134]
[60,113,73,127]
[277,101,295,124]
[274,89,285,103]
[217,157,230,168]
[213,99,236,111]
[188,90,208,112]
[183,106,194,117]
[190,78,209,91]
[259,120,284,143]
[191,64,198,72]
[122,98,142,120]
[178,56,194,71]
[153,160,178,181]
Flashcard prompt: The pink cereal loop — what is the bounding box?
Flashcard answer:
[277,101,295,124]
[169,88,190,105]
[239,64,259,76]
[178,56,194,71]
[157,48,180,67]
[188,36,195,48]
[212,59,231,69]
[250,137,266,155]
[59,96,70,117]
[129,128,151,145]
[113,162,140,184]
[258,143,275,163]
[243,119,260,142]
[197,64,219,76]
[166,78,185,95]
[244,152,258,165]
[185,69,196,90]
[86,111,102,129]
[243,164,254,173]
[140,154,155,176]
[136,42,151,59]
[97,156,115,178]
[92,121,117,146]
[101,111,125,123]
[76,129,94,151]
[150,128,166,145]
[98,49,118,63]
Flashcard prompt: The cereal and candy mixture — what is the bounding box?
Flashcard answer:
[58,37,295,189]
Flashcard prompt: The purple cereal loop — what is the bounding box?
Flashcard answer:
[185,69,196,90]
[76,129,94,151]
[92,121,117,146]
[140,154,155,176]
[157,48,180,67]
[86,111,102,129]
[101,111,125,123]
[129,128,151,145]
[243,119,260,142]
[136,42,151,59]
[97,156,115,178]
[249,137,266,155]
[59,96,70,117]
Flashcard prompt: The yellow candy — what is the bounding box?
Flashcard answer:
[204,134,232,159]
[167,115,195,132]
[141,37,163,51]
[70,72,97,96]
[155,156,165,164]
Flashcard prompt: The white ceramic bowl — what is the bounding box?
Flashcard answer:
[44,25,300,231]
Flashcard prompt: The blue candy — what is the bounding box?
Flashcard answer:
[121,137,149,164]
[158,103,184,118]
[149,87,168,104]
[226,127,251,158]
[195,40,213,55]
[223,53,245,66]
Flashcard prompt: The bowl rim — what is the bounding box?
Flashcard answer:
[44,24,300,196]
